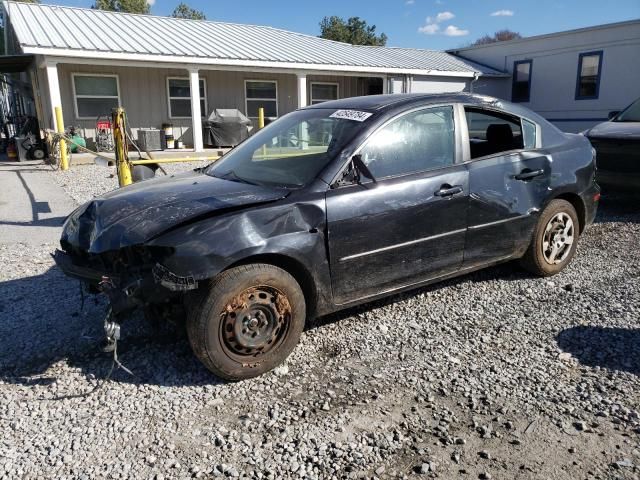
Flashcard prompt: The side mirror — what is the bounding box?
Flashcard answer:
[335,160,360,187]
[352,154,377,183]
[608,111,620,120]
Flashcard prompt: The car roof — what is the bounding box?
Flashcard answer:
[305,92,504,113]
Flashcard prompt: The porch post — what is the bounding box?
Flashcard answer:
[45,61,62,131]
[188,67,203,152]
[296,73,308,150]
[296,73,308,108]
[381,75,389,94]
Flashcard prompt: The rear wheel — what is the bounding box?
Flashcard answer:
[519,199,580,276]
[186,264,305,380]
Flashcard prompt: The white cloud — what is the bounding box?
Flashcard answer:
[426,11,455,23]
[419,11,459,35]
[405,0,415,5]
[490,9,514,16]
[443,25,469,36]
[418,23,440,34]
[147,0,155,5]
[435,11,455,22]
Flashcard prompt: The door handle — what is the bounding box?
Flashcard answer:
[514,169,545,181]
[435,185,463,197]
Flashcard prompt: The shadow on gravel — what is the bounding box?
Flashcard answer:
[1,260,529,390]
[556,326,640,375]
[308,260,529,331]
[0,265,220,390]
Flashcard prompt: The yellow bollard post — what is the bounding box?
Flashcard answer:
[54,106,69,170]
[112,107,132,187]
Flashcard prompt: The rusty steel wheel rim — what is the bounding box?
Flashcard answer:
[219,286,292,360]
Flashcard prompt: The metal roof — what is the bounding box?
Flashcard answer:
[4,1,505,77]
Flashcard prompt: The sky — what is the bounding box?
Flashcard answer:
[44,0,640,50]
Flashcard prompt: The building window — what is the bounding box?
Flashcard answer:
[167,77,207,118]
[511,60,532,103]
[245,80,278,119]
[310,82,339,104]
[575,51,603,100]
[72,74,120,119]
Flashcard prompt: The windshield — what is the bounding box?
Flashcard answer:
[613,98,640,122]
[205,108,370,188]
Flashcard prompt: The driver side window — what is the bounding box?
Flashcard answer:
[359,106,455,179]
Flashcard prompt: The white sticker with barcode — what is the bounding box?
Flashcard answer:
[329,109,373,122]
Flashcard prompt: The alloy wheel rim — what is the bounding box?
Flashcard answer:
[220,286,291,359]
[542,212,574,265]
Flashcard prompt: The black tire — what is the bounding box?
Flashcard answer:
[132,164,157,182]
[519,199,580,276]
[186,264,306,381]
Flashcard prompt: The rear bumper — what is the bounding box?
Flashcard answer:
[580,183,600,227]
[596,170,640,191]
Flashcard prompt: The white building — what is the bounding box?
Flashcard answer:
[1,1,504,151]
[448,20,640,132]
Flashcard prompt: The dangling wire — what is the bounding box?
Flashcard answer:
[38,308,135,402]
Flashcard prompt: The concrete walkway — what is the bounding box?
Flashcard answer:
[0,160,76,245]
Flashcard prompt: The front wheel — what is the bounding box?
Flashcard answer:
[186,264,306,381]
[519,199,580,276]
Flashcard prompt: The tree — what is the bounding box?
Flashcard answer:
[319,16,387,46]
[171,2,206,20]
[471,29,522,46]
[93,0,150,14]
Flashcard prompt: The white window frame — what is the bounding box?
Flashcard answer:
[244,79,278,119]
[71,73,121,120]
[166,76,208,119]
[310,82,339,104]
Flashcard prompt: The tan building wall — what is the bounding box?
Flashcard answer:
[34,63,370,148]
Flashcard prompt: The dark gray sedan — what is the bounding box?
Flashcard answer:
[584,97,640,190]
[55,93,599,380]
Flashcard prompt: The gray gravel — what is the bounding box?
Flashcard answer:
[0,165,638,479]
[49,161,208,204]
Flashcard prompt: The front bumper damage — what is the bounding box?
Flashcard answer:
[53,249,198,316]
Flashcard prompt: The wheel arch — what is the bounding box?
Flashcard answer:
[226,253,318,318]
[552,192,586,234]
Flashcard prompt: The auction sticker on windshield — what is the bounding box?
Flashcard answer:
[330,110,373,122]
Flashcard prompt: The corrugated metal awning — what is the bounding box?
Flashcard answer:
[3,1,506,77]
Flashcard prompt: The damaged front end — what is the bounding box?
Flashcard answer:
[53,244,197,317]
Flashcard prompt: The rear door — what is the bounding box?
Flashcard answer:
[462,107,552,267]
[325,105,469,305]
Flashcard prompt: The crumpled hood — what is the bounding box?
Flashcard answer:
[586,121,640,140]
[61,170,288,253]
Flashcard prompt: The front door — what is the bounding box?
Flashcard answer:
[325,105,469,305]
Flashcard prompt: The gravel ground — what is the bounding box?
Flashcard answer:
[49,162,208,204]
[0,164,638,479]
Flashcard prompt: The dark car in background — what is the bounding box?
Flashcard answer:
[583,97,640,190]
[55,93,599,380]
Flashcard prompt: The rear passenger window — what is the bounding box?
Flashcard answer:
[522,119,537,149]
[465,108,524,159]
[360,106,455,179]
